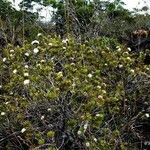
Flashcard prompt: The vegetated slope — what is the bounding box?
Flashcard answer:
[0,35,150,150]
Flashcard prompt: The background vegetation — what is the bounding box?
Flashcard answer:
[0,0,150,149]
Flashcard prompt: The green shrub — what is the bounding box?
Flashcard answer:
[0,34,149,149]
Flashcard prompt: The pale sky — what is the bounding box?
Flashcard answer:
[9,0,150,21]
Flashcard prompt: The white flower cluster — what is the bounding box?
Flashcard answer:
[21,128,26,133]
[86,142,90,147]
[10,49,14,53]
[126,57,131,61]
[37,33,42,37]
[116,46,121,52]
[48,43,53,46]
[83,122,88,130]
[13,69,17,74]
[127,47,131,51]
[62,38,68,44]
[41,115,45,120]
[24,72,29,77]
[102,90,106,94]
[33,48,39,54]
[93,138,97,142]
[130,69,135,74]
[88,73,92,78]
[24,79,30,85]
[118,64,123,68]
[3,58,6,62]
[31,40,39,45]
[47,108,51,112]
[23,63,30,85]
[77,130,82,135]
[25,65,29,69]
[25,52,30,57]
[5,102,9,105]
[40,59,46,63]
[123,52,129,56]
[145,113,149,118]
[98,95,103,99]
[96,114,100,117]
[97,85,101,89]
[1,112,6,116]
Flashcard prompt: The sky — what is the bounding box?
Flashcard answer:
[9,0,150,21]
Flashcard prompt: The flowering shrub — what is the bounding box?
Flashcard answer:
[0,35,150,149]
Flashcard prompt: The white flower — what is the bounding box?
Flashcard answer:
[97,85,101,89]
[118,64,123,68]
[24,72,29,77]
[0,85,2,89]
[116,46,120,49]
[130,69,135,74]
[41,115,45,120]
[94,138,97,142]
[70,57,74,61]
[106,47,110,50]
[25,52,29,57]
[40,59,46,63]
[10,54,13,57]
[98,95,103,99]
[77,130,82,135]
[72,83,76,87]
[10,49,14,53]
[37,33,42,37]
[126,57,131,61]
[145,113,149,118]
[101,51,105,54]
[117,48,121,52]
[124,52,129,55]
[88,73,92,78]
[57,71,63,77]
[36,63,41,67]
[48,43,53,46]
[24,79,30,85]
[102,83,107,87]
[47,108,51,112]
[127,47,131,51]
[1,112,6,116]
[62,39,68,44]
[84,122,88,130]
[10,92,13,95]
[25,65,29,69]
[3,58,6,62]
[31,40,39,45]
[21,128,26,133]
[33,48,39,54]
[13,69,17,74]
[96,114,100,117]
[63,47,66,50]
[71,63,75,66]
[5,102,9,105]
[51,56,55,61]
[86,142,90,147]
[104,63,108,66]
[102,90,106,94]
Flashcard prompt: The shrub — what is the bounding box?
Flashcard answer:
[0,35,150,149]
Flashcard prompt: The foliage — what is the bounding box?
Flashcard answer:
[0,0,41,45]
[0,34,150,149]
[20,0,95,38]
[0,0,150,149]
